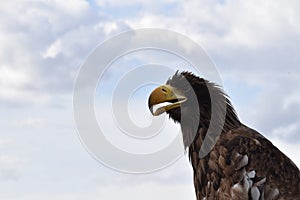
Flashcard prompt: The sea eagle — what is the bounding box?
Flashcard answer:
[148,71,300,200]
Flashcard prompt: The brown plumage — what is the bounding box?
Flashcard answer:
[148,71,300,200]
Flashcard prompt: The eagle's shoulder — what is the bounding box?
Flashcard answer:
[208,125,300,199]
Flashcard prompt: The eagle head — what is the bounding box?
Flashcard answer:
[148,71,210,124]
[148,71,240,148]
[148,71,215,147]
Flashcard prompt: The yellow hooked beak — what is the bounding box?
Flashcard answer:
[148,85,187,116]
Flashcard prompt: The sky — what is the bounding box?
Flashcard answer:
[1,0,300,199]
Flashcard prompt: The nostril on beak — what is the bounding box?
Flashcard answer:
[162,88,167,93]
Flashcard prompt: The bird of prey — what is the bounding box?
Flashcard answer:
[148,71,300,200]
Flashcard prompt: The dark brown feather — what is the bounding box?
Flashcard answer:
[166,71,300,200]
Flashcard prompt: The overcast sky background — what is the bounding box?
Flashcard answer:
[1,1,300,200]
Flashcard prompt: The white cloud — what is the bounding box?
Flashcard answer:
[0,139,14,148]
[0,0,129,105]
[0,155,23,181]
[272,122,300,140]
[0,181,196,200]
[0,66,51,104]
[95,182,196,200]
[95,0,178,7]
[42,39,63,59]
[127,0,300,50]
[15,117,46,128]
[51,0,90,15]
[0,67,30,88]
[102,21,119,35]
